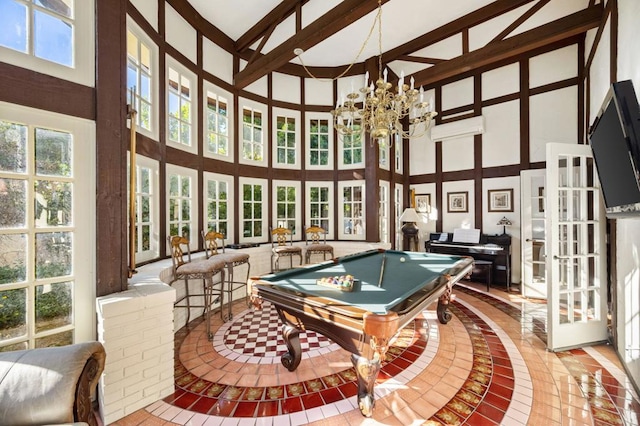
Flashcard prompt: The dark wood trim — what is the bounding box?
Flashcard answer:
[529,77,579,96]
[519,59,530,169]
[462,29,469,54]
[396,55,444,65]
[439,112,477,125]
[578,36,586,144]
[584,1,611,75]
[474,75,482,228]
[95,0,128,296]
[127,3,163,45]
[0,62,94,120]
[490,0,551,43]
[157,0,168,258]
[234,0,391,89]
[483,92,520,108]
[164,0,235,52]
[384,0,537,63]
[610,0,617,83]
[412,6,602,88]
[196,31,204,249]
[435,141,443,232]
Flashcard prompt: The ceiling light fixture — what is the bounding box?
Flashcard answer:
[296,0,437,148]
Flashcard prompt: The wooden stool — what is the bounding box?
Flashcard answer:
[472,260,493,291]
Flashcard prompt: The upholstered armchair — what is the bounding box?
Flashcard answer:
[0,341,106,426]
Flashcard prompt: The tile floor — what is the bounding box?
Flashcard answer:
[110,281,640,425]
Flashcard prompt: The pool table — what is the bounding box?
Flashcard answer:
[250,249,473,417]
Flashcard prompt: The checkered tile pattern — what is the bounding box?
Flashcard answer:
[222,302,332,358]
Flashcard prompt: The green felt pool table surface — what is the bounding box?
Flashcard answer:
[257,249,473,315]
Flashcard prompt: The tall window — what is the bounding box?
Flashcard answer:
[274,183,297,232]
[167,173,192,240]
[339,181,365,240]
[167,65,193,148]
[395,135,403,173]
[395,184,403,249]
[241,179,266,241]
[205,90,229,157]
[205,178,228,237]
[342,126,363,166]
[127,27,154,133]
[308,184,331,233]
[132,156,158,263]
[1,0,73,67]
[0,109,94,351]
[379,182,389,243]
[242,107,263,161]
[379,140,389,169]
[275,116,296,166]
[309,119,329,166]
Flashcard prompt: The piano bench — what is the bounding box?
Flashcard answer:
[472,260,493,292]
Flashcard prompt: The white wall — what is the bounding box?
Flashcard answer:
[611,0,640,395]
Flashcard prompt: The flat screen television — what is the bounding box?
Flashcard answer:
[588,80,640,218]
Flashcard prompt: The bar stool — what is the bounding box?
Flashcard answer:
[201,231,251,319]
[167,235,225,340]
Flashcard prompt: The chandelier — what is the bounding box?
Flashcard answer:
[329,0,438,147]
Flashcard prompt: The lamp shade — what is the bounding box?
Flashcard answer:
[399,208,420,223]
[496,216,512,226]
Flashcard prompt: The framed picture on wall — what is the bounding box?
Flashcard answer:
[414,194,431,213]
[488,188,514,212]
[447,191,468,213]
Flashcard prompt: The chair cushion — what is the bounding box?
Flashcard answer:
[209,252,250,264]
[177,258,225,275]
[307,244,333,252]
[0,341,105,426]
[273,246,302,254]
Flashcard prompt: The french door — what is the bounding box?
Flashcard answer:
[546,143,607,351]
[521,169,547,299]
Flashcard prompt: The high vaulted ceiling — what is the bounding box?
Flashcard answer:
[184,0,602,89]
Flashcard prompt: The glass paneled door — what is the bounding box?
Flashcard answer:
[546,143,607,351]
[521,169,547,299]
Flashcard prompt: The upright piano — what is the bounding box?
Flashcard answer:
[425,233,511,290]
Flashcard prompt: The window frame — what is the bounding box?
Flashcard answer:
[394,183,404,250]
[306,112,333,170]
[272,108,300,170]
[203,82,234,162]
[238,177,267,244]
[165,57,198,154]
[338,180,366,240]
[165,163,198,248]
[238,98,267,167]
[305,181,334,240]
[338,128,365,169]
[0,101,96,349]
[126,17,159,141]
[0,0,95,87]
[272,180,302,240]
[379,180,390,244]
[131,154,159,263]
[203,171,234,244]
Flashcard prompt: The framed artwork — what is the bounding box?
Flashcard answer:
[414,193,431,213]
[488,188,514,212]
[447,191,468,213]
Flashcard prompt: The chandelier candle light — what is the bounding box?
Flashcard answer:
[329,0,437,147]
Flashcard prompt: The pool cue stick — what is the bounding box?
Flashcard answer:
[378,253,386,287]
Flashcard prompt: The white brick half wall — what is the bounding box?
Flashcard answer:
[96,268,176,425]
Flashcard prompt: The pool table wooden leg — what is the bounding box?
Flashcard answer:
[436,283,453,324]
[351,353,381,417]
[280,323,302,372]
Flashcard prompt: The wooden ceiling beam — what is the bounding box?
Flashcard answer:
[412,5,602,88]
[235,0,309,53]
[234,0,390,89]
[383,0,537,64]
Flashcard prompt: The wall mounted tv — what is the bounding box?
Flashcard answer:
[588,80,640,218]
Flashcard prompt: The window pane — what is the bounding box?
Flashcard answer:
[34,180,72,227]
[0,121,27,173]
[35,128,72,177]
[35,232,72,279]
[34,10,73,67]
[0,233,26,284]
[35,330,73,348]
[0,0,28,53]
[35,0,73,18]
[0,288,27,340]
[35,281,72,333]
[1,179,27,228]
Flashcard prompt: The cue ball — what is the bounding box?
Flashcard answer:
[400,257,405,263]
